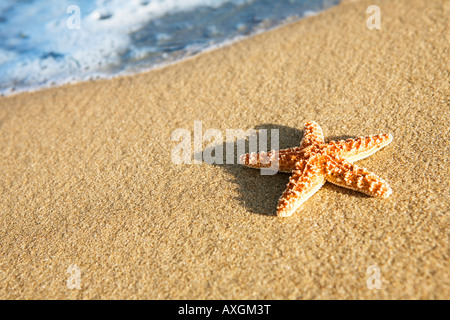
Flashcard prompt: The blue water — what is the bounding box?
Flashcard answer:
[0,0,340,96]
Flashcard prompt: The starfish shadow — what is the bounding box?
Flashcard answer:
[198,124,368,216]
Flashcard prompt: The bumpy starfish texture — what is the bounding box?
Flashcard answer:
[240,121,393,217]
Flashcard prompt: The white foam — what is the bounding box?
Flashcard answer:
[0,0,246,94]
[0,0,337,96]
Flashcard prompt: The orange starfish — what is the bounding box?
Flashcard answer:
[240,121,393,217]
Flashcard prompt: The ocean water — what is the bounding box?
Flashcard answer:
[0,0,340,96]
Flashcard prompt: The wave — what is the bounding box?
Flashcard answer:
[0,0,340,96]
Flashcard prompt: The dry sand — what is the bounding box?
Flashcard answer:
[0,0,448,299]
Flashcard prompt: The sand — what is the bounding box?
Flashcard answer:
[0,0,448,299]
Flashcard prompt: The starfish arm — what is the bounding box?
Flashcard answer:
[277,159,326,217]
[328,133,393,162]
[325,156,392,198]
[239,148,303,173]
[299,121,325,149]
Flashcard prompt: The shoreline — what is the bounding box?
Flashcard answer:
[0,3,336,98]
[0,0,448,299]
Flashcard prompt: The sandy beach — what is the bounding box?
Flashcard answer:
[0,0,448,299]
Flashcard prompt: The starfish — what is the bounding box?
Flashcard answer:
[240,121,393,217]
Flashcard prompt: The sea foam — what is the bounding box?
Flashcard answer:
[0,0,340,95]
